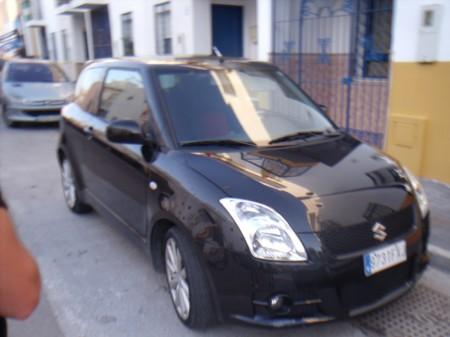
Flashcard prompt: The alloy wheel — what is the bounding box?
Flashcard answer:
[165,237,191,321]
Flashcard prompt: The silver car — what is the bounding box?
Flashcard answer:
[0,59,74,127]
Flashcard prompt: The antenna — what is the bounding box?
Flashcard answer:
[212,46,223,57]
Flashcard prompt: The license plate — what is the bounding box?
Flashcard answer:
[363,241,407,277]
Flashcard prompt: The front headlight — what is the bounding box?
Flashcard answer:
[403,166,429,217]
[220,198,307,262]
[8,94,25,104]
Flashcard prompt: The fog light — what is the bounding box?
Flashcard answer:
[270,295,285,310]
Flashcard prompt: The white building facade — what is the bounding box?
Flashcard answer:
[21,0,273,78]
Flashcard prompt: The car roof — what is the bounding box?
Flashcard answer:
[83,56,277,71]
[6,58,58,65]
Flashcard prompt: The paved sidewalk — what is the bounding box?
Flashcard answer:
[422,179,450,272]
[8,289,64,337]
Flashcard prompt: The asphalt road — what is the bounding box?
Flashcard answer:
[1,122,449,337]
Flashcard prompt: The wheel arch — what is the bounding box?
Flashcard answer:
[150,217,176,272]
[149,214,224,322]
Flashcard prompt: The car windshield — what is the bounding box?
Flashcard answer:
[6,62,68,83]
[154,65,335,146]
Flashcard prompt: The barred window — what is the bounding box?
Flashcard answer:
[362,0,392,78]
[154,2,172,55]
[121,12,134,56]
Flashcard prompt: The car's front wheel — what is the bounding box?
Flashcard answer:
[1,104,16,128]
[60,156,91,213]
[164,227,215,329]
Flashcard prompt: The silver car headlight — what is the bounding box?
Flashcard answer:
[403,166,429,217]
[220,198,307,262]
[8,94,25,104]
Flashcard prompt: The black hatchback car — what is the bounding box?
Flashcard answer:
[58,57,429,329]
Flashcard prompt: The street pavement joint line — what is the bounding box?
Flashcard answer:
[428,244,450,260]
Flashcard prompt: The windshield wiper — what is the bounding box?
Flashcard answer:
[269,130,341,144]
[180,139,256,147]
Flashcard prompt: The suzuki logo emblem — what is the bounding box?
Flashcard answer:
[372,222,387,241]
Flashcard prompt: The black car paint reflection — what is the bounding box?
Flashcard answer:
[58,58,429,328]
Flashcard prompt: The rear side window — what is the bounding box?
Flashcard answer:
[74,67,105,113]
[98,69,148,123]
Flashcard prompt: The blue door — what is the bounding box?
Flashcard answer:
[212,5,243,57]
[91,6,112,58]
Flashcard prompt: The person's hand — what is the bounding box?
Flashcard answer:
[0,208,41,319]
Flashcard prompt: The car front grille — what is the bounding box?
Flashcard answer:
[339,259,412,310]
[317,206,415,256]
[24,110,60,117]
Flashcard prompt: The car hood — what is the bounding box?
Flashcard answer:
[187,135,414,233]
[3,82,74,101]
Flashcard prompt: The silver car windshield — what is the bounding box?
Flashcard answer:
[6,63,69,83]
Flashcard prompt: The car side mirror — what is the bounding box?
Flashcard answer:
[106,120,146,144]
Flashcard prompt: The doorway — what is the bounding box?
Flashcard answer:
[91,6,112,58]
[212,5,243,57]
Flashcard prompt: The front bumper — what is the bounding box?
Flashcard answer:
[210,219,429,328]
[5,103,63,123]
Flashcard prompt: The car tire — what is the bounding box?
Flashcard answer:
[60,156,91,214]
[164,227,216,329]
[1,104,16,128]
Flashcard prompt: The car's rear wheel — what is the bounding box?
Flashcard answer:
[60,157,91,213]
[164,227,215,329]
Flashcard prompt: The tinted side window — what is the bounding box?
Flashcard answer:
[99,69,148,123]
[74,67,105,113]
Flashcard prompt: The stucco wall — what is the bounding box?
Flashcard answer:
[108,0,155,57]
[391,0,450,63]
[108,0,262,59]
[386,0,450,183]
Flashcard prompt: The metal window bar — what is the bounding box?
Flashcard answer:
[361,0,392,78]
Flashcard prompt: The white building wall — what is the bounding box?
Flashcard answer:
[40,0,75,61]
[71,13,87,61]
[1,0,19,33]
[257,0,272,61]
[35,0,271,68]
[109,0,263,59]
[170,0,194,55]
[392,0,450,62]
[192,0,212,55]
[108,0,156,57]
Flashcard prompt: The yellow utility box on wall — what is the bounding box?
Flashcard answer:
[386,115,427,175]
